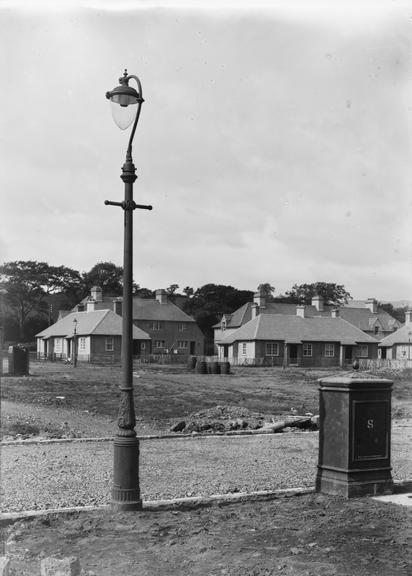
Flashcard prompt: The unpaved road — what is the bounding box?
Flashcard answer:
[2,421,411,513]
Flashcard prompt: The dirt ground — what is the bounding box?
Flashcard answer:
[1,364,411,575]
[2,363,411,439]
[2,493,411,576]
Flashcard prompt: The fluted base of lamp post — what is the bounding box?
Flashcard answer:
[111,434,142,511]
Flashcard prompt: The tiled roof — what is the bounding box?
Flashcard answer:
[218,314,378,346]
[217,301,401,334]
[132,298,196,322]
[378,324,412,347]
[36,310,150,340]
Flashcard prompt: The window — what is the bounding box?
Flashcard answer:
[178,323,186,332]
[221,320,226,332]
[154,340,165,349]
[105,337,114,351]
[266,343,279,356]
[178,341,188,349]
[374,326,379,334]
[400,346,408,358]
[54,338,62,352]
[303,343,312,357]
[241,343,247,355]
[151,321,162,330]
[325,344,334,357]
[79,337,86,351]
[357,345,368,358]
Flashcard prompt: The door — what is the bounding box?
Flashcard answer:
[345,346,353,362]
[289,344,298,364]
[190,341,196,355]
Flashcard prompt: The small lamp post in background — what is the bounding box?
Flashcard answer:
[105,70,152,511]
[408,331,411,362]
[73,318,78,368]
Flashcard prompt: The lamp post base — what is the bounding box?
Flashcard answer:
[111,435,142,511]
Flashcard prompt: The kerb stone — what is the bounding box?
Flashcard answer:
[40,556,81,576]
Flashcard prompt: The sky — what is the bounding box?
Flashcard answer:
[1,0,412,302]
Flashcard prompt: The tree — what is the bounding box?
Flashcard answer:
[379,303,406,323]
[183,284,254,346]
[0,261,82,340]
[133,284,155,298]
[166,284,179,296]
[82,262,123,296]
[285,282,351,306]
[183,286,194,298]
[257,283,275,300]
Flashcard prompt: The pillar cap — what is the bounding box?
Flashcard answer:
[318,372,393,388]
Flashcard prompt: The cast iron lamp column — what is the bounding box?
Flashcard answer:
[105,70,152,511]
[72,318,77,368]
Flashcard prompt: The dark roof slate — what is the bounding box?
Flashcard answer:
[36,310,150,340]
[218,314,378,346]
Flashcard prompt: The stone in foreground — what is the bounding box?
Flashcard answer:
[40,556,81,576]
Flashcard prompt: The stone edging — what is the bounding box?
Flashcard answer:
[0,429,318,446]
[0,487,313,525]
[2,481,411,526]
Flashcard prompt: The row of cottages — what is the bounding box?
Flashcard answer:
[214,288,402,367]
[36,286,204,363]
[378,309,412,361]
[215,309,379,367]
[214,290,402,344]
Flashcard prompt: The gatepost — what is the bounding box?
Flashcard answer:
[316,373,394,498]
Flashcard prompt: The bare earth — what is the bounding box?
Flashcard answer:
[2,494,411,576]
[1,363,411,575]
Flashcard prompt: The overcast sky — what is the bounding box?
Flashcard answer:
[1,0,411,301]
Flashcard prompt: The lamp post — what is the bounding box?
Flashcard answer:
[105,70,152,511]
[73,318,78,368]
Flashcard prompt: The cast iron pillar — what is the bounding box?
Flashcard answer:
[316,373,394,498]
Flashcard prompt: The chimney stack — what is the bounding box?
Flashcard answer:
[296,305,306,318]
[405,308,412,325]
[90,286,103,302]
[251,303,259,319]
[312,295,324,312]
[113,297,123,316]
[156,289,168,304]
[86,299,96,312]
[254,286,266,309]
[365,298,377,314]
[331,308,340,318]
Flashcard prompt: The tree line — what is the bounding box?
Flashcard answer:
[0,260,406,344]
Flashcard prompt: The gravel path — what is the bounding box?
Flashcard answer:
[2,423,411,513]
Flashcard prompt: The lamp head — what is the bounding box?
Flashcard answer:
[106,70,144,130]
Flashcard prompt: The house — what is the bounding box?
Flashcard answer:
[378,309,412,362]
[36,309,150,363]
[214,288,402,345]
[132,289,204,357]
[216,307,379,367]
[74,286,204,358]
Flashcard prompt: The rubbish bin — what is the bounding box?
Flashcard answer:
[316,373,393,498]
[8,345,29,376]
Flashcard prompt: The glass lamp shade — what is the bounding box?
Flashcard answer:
[110,100,138,130]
